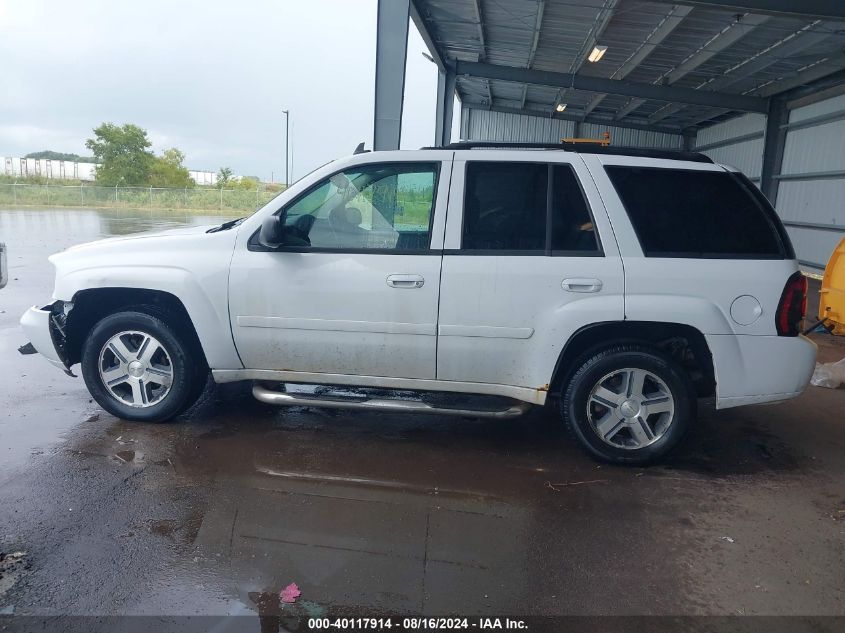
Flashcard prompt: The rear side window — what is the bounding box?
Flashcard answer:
[462,162,547,251]
[462,162,601,255]
[551,165,600,253]
[605,166,790,258]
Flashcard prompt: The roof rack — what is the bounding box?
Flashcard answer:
[428,141,713,164]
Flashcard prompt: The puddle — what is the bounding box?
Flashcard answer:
[113,450,144,464]
[148,510,203,545]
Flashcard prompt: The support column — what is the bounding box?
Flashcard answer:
[434,65,456,146]
[373,0,410,151]
[760,97,789,204]
[682,128,697,151]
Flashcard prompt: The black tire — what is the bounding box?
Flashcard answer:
[81,310,206,423]
[561,344,695,465]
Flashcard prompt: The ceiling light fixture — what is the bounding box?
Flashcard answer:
[588,45,608,63]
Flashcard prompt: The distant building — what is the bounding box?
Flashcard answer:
[188,169,217,186]
[3,156,97,181]
[3,156,221,186]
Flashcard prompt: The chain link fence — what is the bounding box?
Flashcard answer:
[0,183,281,213]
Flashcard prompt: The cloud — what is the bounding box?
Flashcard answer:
[0,0,438,180]
[0,125,85,153]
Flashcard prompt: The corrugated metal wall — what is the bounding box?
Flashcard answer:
[579,122,683,149]
[462,108,576,142]
[693,113,766,182]
[461,107,683,149]
[777,93,845,271]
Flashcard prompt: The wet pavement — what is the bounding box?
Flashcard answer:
[1,208,845,622]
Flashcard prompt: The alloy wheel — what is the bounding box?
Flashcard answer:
[98,330,173,408]
[586,368,675,450]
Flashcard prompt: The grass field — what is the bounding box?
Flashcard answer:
[0,183,280,213]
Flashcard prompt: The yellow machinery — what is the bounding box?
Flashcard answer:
[819,236,845,335]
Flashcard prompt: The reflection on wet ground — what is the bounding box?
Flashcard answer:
[1,208,845,621]
[0,208,238,477]
[5,361,845,619]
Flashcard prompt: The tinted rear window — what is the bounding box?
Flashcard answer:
[605,166,790,258]
[551,165,600,253]
[462,162,548,251]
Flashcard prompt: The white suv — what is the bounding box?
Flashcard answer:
[20,143,816,464]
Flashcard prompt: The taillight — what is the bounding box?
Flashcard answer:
[776,271,807,336]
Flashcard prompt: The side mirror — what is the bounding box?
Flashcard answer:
[258,214,285,248]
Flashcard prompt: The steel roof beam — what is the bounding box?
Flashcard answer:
[678,107,733,127]
[410,1,446,72]
[570,0,620,75]
[520,0,546,110]
[586,5,694,115]
[755,54,845,98]
[648,19,836,124]
[615,98,648,120]
[617,13,769,120]
[469,0,494,106]
[687,64,845,127]
[454,60,769,112]
[664,14,771,85]
[676,55,845,127]
[652,0,845,20]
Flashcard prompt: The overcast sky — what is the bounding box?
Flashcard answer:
[0,0,456,181]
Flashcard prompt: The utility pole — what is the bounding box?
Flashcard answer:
[282,109,290,189]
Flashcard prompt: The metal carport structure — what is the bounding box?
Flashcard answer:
[373,0,845,271]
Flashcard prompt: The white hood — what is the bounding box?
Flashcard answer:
[48,223,238,272]
[58,224,218,254]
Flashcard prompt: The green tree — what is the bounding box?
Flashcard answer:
[217,166,233,188]
[230,176,260,190]
[149,147,193,188]
[85,123,154,186]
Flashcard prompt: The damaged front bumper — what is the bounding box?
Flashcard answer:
[19,301,75,376]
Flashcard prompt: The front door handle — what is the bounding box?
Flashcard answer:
[562,278,603,293]
[387,274,425,289]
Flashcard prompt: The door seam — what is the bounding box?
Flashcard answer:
[435,153,455,380]
[581,155,627,320]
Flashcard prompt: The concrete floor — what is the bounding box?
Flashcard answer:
[1,209,845,624]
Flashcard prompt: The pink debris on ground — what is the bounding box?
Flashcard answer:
[280,582,301,603]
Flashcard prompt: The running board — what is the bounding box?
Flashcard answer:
[252,384,531,419]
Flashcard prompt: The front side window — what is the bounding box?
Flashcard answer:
[605,166,791,258]
[282,162,437,251]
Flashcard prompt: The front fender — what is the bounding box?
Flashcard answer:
[55,265,242,370]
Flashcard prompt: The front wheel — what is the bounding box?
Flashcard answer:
[561,345,695,465]
[81,310,206,423]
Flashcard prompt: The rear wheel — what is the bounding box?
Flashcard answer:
[81,310,206,422]
[561,345,695,465]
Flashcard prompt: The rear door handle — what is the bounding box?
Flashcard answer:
[387,274,425,289]
[562,278,603,293]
